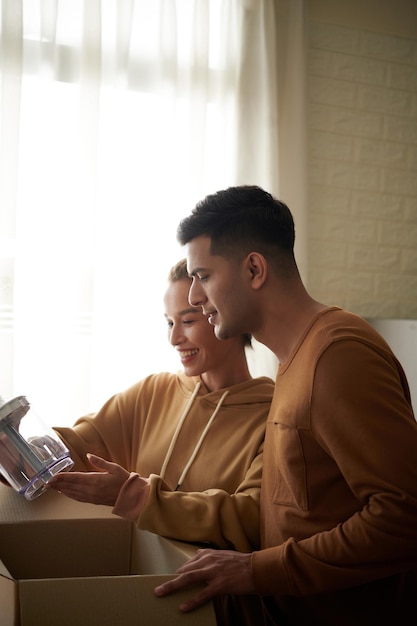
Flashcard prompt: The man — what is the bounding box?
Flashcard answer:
[155,186,417,625]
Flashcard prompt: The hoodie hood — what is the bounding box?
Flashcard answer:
[159,371,273,491]
[175,370,274,407]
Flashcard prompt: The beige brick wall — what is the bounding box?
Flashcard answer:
[306,14,417,318]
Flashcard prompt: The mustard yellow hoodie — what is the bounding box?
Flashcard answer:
[54,371,274,552]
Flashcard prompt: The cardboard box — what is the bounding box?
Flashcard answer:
[0,485,216,625]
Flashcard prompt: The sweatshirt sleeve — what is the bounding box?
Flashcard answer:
[53,387,137,471]
[252,340,417,596]
[112,473,151,521]
[125,443,264,553]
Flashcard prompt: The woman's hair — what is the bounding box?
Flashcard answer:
[167,258,189,282]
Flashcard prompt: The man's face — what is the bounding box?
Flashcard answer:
[186,235,256,341]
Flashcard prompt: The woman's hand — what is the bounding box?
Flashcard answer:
[47,453,130,506]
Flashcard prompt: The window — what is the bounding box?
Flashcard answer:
[1,0,282,424]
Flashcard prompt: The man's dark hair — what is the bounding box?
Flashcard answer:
[177,185,296,274]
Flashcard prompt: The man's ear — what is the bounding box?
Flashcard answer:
[246,252,267,290]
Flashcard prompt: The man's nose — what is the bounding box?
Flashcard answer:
[188,278,205,308]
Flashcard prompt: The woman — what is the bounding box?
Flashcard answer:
[49,259,274,552]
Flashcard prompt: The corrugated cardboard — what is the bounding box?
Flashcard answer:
[0,485,216,625]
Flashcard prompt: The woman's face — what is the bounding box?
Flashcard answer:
[164,278,242,378]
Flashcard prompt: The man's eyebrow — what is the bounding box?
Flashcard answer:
[188,267,205,277]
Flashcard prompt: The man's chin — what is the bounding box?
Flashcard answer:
[214,324,230,342]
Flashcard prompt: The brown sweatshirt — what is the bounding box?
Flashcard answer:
[251,307,417,625]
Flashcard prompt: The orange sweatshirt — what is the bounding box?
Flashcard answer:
[54,372,274,552]
[252,307,417,624]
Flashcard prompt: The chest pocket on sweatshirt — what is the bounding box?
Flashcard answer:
[270,422,308,511]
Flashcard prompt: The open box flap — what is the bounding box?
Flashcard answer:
[18,574,215,626]
[0,484,114,522]
[0,559,13,580]
[132,529,201,574]
[0,574,17,626]
[0,518,132,580]
[0,500,22,626]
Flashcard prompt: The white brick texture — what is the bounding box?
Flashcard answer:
[307,21,417,318]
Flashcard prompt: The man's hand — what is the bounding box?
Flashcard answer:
[154,548,255,612]
[47,454,129,506]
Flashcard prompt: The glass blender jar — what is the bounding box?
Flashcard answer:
[0,395,74,500]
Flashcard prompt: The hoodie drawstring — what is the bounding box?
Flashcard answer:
[159,382,229,491]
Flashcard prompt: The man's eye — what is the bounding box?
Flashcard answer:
[197,274,208,282]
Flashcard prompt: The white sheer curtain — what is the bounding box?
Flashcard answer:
[0,0,307,425]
